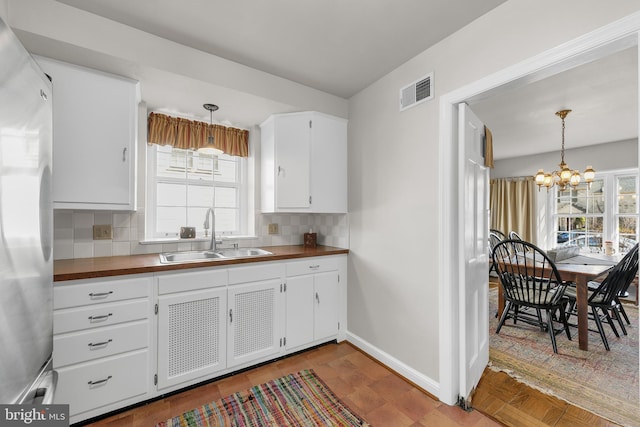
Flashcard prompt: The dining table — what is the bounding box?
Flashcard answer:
[496,253,619,351]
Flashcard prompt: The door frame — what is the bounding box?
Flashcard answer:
[437,13,640,405]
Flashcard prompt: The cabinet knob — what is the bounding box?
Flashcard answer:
[278,165,283,176]
[122,147,127,162]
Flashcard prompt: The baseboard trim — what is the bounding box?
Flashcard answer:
[346,331,440,399]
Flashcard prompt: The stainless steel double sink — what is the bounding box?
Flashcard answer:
[159,248,272,264]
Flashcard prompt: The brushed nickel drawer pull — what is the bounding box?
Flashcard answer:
[88,376,112,386]
[88,313,112,321]
[89,291,113,298]
[88,339,112,347]
[309,265,320,269]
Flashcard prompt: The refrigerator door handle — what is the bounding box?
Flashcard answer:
[37,370,58,405]
[21,369,58,405]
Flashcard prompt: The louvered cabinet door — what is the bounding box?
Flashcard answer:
[157,288,227,390]
[227,280,282,368]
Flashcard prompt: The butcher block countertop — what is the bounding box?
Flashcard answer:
[54,245,349,282]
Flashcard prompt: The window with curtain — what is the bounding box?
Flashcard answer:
[146,112,249,240]
[552,169,638,253]
[146,146,247,239]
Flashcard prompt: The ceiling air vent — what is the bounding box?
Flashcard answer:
[399,72,434,111]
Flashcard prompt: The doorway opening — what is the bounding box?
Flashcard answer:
[438,15,640,407]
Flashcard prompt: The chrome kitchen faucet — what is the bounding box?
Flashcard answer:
[203,208,221,251]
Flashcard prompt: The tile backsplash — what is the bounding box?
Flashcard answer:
[53,210,349,260]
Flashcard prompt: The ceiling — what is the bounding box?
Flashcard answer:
[53,0,506,99]
[470,46,638,160]
[42,1,638,159]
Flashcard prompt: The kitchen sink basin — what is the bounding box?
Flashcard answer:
[159,250,226,263]
[159,248,273,263]
[216,248,273,258]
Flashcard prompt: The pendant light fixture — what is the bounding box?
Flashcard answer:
[534,109,595,192]
[199,103,224,155]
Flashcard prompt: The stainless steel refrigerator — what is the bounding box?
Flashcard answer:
[0,16,56,405]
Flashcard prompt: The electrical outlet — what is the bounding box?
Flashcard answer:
[268,223,279,235]
[93,224,113,240]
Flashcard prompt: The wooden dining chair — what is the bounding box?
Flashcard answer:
[488,231,504,275]
[492,239,573,353]
[564,243,638,351]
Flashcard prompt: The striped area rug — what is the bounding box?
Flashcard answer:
[157,369,369,427]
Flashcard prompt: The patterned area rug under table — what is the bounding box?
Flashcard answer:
[157,369,369,427]
[489,287,639,427]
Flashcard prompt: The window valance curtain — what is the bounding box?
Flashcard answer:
[147,112,249,157]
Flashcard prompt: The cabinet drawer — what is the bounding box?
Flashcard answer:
[54,320,149,368]
[54,276,151,309]
[228,262,282,285]
[54,299,149,334]
[54,350,148,416]
[158,268,227,294]
[286,257,339,277]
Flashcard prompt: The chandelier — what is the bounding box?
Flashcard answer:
[534,109,595,192]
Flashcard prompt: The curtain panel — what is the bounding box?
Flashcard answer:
[490,177,536,243]
[147,112,249,157]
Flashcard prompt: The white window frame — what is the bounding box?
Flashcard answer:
[547,168,638,253]
[145,145,249,240]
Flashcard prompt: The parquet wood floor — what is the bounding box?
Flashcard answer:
[82,342,614,427]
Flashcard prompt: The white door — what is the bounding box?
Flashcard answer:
[458,103,489,407]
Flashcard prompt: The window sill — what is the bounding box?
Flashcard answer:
[139,235,259,245]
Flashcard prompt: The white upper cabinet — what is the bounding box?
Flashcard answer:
[35,56,139,210]
[260,112,347,213]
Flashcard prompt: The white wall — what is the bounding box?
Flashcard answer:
[492,138,638,179]
[347,0,640,388]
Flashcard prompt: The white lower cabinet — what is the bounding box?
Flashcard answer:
[227,279,282,368]
[53,275,153,423]
[53,254,345,422]
[54,350,148,417]
[156,269,228,390]
[157,287,227,389]
[285,258,340,351]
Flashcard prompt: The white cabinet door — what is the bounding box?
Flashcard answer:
[313,271,339,341]
[260,112,347,213]
[227,280,281,368]
[285,276,314,350]
[284,269,339,351]
[157,288,227,390]
[275,114,311,209]
[309,114,347,213]
[35,56,138,210]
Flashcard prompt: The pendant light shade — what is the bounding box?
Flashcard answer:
[199,103,223,156]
